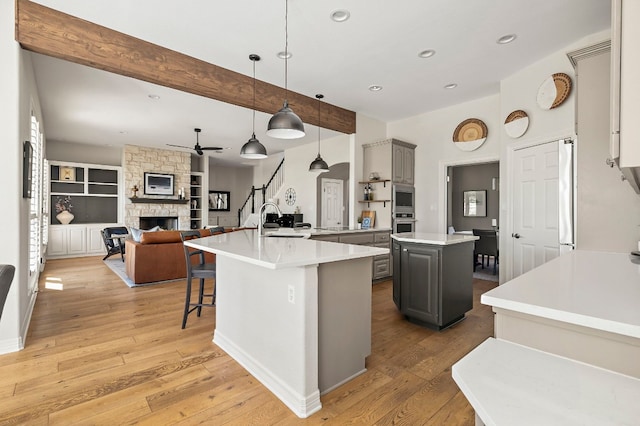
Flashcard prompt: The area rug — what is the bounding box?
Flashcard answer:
[103,258,183,288]
[473,259,499,282]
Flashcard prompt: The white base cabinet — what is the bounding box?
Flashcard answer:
[48,224,115,258]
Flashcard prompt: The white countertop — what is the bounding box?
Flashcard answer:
[453,337,640,426]
[185,229,389,270]
[482,250,640,339]
[391,232,478,245]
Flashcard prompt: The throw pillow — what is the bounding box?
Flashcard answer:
[131,226,161,242]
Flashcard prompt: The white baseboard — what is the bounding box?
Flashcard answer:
[213,330,322,418]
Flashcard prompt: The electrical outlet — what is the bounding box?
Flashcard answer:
[288,285,295,304]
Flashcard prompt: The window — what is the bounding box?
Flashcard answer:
[29,112,45,291]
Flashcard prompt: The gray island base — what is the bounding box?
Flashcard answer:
[391,233,478,331]
[184,230,388,418]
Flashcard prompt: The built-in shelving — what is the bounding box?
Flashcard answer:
[49,161,121,225]
[190,172,204,229]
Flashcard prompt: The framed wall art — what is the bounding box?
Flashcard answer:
[463,190,487,217]
[209,190,230,211]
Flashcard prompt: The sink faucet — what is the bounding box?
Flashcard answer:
[258,201,282,236]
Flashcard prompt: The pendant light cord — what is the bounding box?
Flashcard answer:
[316,94,323,154]
[284,0,289,103]
[252,58,256,135]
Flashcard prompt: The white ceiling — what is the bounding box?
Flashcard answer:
[30,0,611,166]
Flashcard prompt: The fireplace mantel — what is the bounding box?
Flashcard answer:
[129,198,189,204]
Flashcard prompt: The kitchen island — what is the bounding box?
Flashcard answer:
[453,250,640,424]
[482,249,640,377]
[391,232,478,330]
[184,229,388,418]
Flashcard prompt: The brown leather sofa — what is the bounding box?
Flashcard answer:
[125,228,220,284]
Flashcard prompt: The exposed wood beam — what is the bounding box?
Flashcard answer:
[15,0,356,135]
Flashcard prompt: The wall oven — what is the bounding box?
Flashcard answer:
[393,184,415,214]
[393,213,416,234]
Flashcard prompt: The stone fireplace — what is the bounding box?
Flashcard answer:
[123,145,191,230]
[139,216,178,230]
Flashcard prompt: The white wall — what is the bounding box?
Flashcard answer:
[47,140,122,166]
[575,49,640,251]
[282,134,351,224]
[353,114,388,226]
[388,94,501,233]
[0,5,42,353]
[208,164,253,227]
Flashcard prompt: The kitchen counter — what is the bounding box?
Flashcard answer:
[187,229,388,269]
[481,249,640,378]
[482,250,640,339]
[391,232,478,245]
[454,250,640,423]
[185,229,388,418]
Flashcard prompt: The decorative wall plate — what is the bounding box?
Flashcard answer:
[452,118,488,151]
[504,110,529,138]
[537,72,572,110]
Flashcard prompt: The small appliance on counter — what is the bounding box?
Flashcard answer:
[263,213,296,228]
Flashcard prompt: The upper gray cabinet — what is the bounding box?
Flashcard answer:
[392,140,416,184]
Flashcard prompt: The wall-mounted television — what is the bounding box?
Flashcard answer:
[144,172,174,195]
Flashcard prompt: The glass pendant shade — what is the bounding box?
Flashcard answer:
[240,133,267,159]
[309,153,329,172]
[267,101,305,139]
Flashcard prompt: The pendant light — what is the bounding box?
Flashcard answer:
[240,54,268,159]
[309,94,329,173]
[266,0,305,139]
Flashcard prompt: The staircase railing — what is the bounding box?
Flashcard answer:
[238,158,285,226]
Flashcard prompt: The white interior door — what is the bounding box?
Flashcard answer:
[512,141,561,276]
[321,178,343,227]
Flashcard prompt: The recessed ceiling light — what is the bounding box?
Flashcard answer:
[330,10,350,22]
[368,85,383,92]
[418,49,436,58]
[148,94,160,100]
[277,51,292,59]
[497,34,517,44]
[444,83,457,89]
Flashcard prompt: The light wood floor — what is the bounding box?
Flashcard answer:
[0,256,497,425]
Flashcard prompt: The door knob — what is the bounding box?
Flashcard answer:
[512,233,521,239]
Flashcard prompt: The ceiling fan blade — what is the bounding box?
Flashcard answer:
[166,143,192,149]
[200,146,224,151]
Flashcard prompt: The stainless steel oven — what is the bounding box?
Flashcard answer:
[392,184,415,214]
[393,213,416,234]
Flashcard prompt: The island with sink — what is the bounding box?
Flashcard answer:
[184,228,389,418]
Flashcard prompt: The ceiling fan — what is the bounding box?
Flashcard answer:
[167,128,224,156]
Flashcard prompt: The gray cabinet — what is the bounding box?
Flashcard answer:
[392,239,474,330]
[311,230,391,280]
[392,141,415,185]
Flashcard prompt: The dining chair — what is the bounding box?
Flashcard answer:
[472,229,499,274]
[180,230,217,329]
[101,226,129,261]
[0,264,15,321]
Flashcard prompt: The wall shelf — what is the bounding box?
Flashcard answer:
[358,179,390,187]
[358,200,390,207]
[129,198,189,204]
